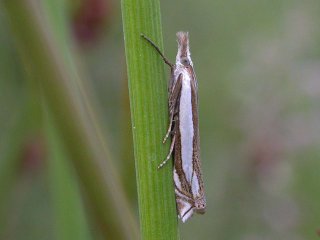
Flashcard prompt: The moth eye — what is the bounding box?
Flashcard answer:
[181,58,190,65]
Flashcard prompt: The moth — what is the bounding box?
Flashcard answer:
[141,32,206,222]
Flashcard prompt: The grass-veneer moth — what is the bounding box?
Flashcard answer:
[141,32,206,222]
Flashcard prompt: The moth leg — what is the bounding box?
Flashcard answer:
[158,134,176,169]
[163,115,181,143]
[162,114,174,143]
[163,74,183,143]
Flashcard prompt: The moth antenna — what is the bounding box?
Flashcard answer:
[140,33,174,68]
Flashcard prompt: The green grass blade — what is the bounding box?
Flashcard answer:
[121,0,179,239]
[45,109,92,240]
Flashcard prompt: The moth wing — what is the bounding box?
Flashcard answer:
[189,67,199,105]
[168,73,183,117]
[176,194,194,222]
[190,68,206,205]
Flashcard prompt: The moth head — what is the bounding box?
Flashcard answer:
[194,198,206,214]
[176,31,192,66]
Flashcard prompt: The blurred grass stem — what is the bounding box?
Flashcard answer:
[3,0,139,239]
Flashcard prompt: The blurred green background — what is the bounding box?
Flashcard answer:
[1,0,320,239]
